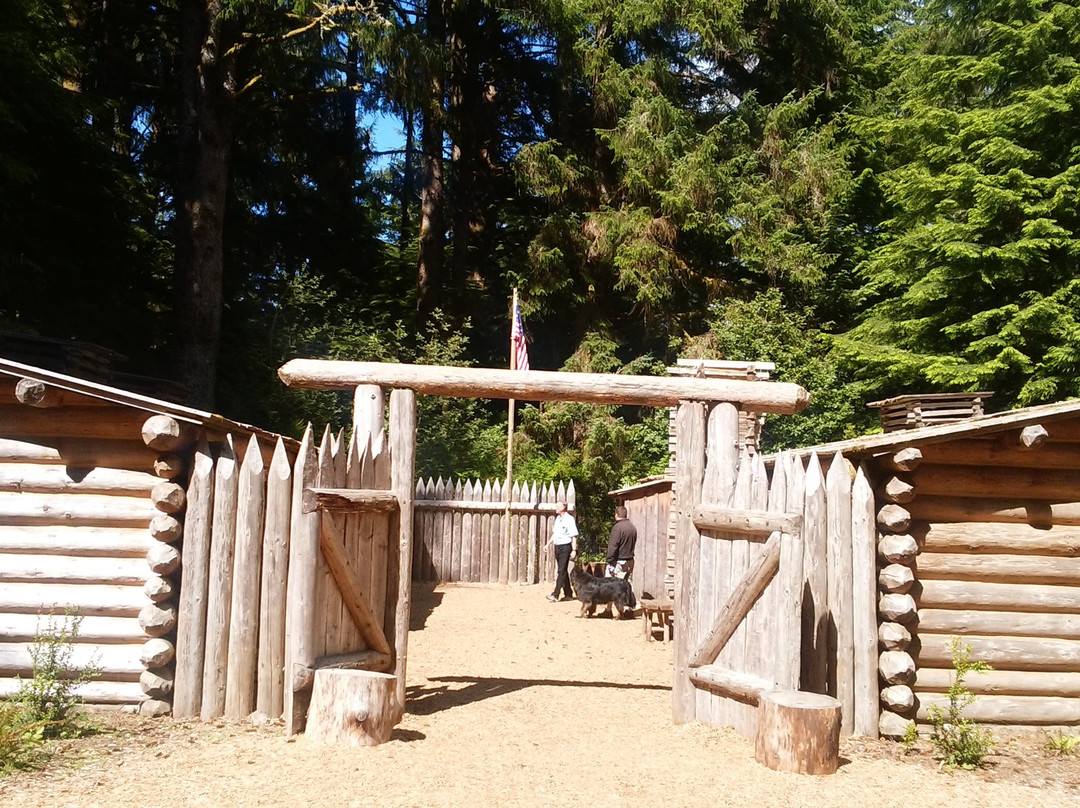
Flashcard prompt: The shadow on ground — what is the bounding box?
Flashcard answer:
[406,675,669,715]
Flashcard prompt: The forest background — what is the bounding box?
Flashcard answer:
[2,0,1079,546]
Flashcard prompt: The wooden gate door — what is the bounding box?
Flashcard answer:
[672,401,803,739]
[283,387,416,735]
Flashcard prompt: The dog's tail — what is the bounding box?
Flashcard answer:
[628,586,637,609]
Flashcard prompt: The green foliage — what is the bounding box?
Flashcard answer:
[901,719,920,754]
[15,611,100,740]
[0,702,48,774]
[1044,730,1080,757]
[685,288,872,451]
[924,637,994,770]
[842,1,1080,407]
[516,333,669,551]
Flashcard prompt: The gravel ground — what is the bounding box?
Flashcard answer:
[2,582,1078,807]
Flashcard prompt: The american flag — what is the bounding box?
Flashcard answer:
[511,297,530,371]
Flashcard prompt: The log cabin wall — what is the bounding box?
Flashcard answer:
[0,377,178,713]
[874,423,1080,732]
[0,370,306,720]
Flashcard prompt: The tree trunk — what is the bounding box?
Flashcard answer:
[416,0,446,320]
[175,0,236,409]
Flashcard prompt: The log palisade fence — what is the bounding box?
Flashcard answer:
[412,479,573,585]
[668,399,877,744]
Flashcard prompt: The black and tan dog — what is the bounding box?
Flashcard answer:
[569,563,637,618]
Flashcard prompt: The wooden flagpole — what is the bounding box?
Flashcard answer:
[502,290,518,584]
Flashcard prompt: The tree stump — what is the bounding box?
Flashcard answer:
[306,669,400,747]
[755,690,841,775]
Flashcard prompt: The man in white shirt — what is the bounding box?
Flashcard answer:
[546,501,578,602]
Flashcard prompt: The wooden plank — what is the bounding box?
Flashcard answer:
[0,553,149,585]
[916,552,1080,585]
[461,480,475,582]
[0,613,146,644]
[0,677,146,704]
[0,581,146,616]
[673,400,706,724]
[921,522,1080,556]
[388,388,416,712]
[284,426,319,735]
[917,579,1080,613]
[688,664,773,705]
[913,464,1080,501]
[302,488,399,513]
[226,435,267,720]
[279,360,811,413]
[909,496,1080,526]
[825,453,854,735]
[0,641,143,680]
[340,434,363,658]
[784,454,806,690]
[769,453,800,691]
[918,439,1080,470]
[744,452,771,726]
[693,506,800,536]
[371,447,392,630]
[850,462,879,737]
[915,668,1080,697]
[917,609,1080,640]
[0,491,157,526]
[317,428,344,657]
[802,452,827,694]
[915,693,1080,725]
[690,531,781,668]
[0,406,147,440]
[916,634,1080,672]
[0,526,151,557]
[315,649,393,672]
[256,438,292,720]
[201,435,238,720]
[0,463,158,496]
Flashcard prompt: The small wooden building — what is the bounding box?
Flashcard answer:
[0,356,295,715]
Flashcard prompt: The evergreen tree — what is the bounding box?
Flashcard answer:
[843,1,1080,406]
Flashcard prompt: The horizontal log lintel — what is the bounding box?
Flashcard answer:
[303,487,399,514]
[693,505,800,537]
[687,664,774,706]
[278,360,810,413]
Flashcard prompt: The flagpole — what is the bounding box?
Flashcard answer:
[502,289,518,585]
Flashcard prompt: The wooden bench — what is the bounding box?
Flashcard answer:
[640,597,674,642]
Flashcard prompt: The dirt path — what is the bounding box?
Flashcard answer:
[2,583,1078,807]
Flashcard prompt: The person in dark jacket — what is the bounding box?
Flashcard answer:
[605,505,637,581]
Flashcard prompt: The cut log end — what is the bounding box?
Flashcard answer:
[754,690,841,775]
[306,669,400,747]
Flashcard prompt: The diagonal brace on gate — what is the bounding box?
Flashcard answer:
[686,507,801,703]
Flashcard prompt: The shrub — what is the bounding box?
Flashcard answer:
[14,610,100,740]
[924,637,994,769]
[0,702,48,774]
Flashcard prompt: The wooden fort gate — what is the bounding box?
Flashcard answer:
[278,360,811,744]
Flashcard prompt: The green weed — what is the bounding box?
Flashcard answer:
[924,637,994,770]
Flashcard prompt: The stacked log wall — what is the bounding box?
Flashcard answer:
[897,427,1080,729]
[0,384,170,711]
